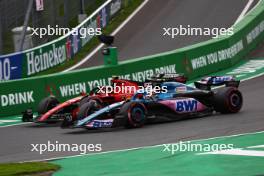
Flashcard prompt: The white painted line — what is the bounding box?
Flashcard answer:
[63,0,150,72]
[0,122,32,128]
[25,130,264,163]
[248,145,264,148]
[244,0,262,17]
[234,0,255,25]
[0,120,20,123]
[199,149,264,157]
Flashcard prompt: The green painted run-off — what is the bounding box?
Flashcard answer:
[52,131,264,176]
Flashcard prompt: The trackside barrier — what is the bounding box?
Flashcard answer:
[0,0,264,117]
[0,0,122,81]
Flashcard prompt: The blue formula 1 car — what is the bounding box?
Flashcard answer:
[69,75,243,129]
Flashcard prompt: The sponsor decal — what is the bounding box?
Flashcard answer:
[60,83,87,97]
[191,40,244,70]
[86,119,114,128]
[65,34,81,59]
[110,0,122,16]
[81,19,98,47]
[100,7,108,28]
[176,99,198,112]
[0,54,23,81]
[0,91,34,107]
[72,34,79,55]
[175,86,187,93]
[211,76,233,84]
[0,58,11,81]
[247,20,264,44]
[120,64,177,82]
[26,44,67,75]
[57,64,177,97]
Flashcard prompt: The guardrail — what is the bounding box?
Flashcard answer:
[0,0,122,81]
[0,0,264,117]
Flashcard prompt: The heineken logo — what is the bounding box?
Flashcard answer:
[26,44,66,75]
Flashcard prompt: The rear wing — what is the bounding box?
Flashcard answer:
[147,73,187,84]
[194,76,240,90]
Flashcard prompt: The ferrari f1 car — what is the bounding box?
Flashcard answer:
[72,75,243,129]
[22,74,187,124]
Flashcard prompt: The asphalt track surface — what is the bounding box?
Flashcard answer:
[0,0,263,163]
[0,75,264,163]
[75,0,255,69]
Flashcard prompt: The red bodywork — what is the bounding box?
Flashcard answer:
[38,96,83,122]
[37,79,140,123]
[89,79,141,104]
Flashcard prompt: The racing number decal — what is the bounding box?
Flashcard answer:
[176,99,198,112]
[0,58,11,81]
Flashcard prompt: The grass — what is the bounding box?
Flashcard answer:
[35,0,144,76]
[0,162,60,176]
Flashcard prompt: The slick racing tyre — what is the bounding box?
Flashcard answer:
[119,102,147,128]
[213,87,243,113]
[37,96,59,115]
[77,99,103,120]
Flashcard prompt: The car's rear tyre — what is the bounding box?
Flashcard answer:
[77,100,103,120]
[37,96,59,115]
[213,87,243,113]
[119,102,147,128]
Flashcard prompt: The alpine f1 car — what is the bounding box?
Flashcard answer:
[22,74,187,124]
[72,75,243,129]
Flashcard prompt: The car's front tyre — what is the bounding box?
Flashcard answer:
[119,102,147,128]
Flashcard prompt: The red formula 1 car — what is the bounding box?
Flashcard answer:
[22,74,187,125]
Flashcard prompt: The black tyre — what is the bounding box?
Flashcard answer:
[37,96,59,115]
[119,102,147,128]
[79,95,90,106]
[213,87,243,113]
[77,100,103,120]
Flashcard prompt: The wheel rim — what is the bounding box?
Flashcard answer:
[128,105,146,127]
[230,93,241,108]
[131,108,144,122]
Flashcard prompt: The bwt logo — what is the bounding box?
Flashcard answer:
[176,99,198,112]
[211,76,232,84]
